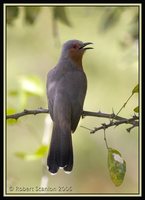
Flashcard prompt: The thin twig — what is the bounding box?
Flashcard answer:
[104,130,109,149]
[126,125,138,133]
[90,115,139,134]
[116,94,133,116]
[80,125,93,132]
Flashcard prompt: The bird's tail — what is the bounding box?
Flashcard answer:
[47,123,73,174]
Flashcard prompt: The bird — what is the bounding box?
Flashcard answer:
[46,39,93,174]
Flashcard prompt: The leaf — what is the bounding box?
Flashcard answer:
[7,108,16,115]
[24,7,41,24]
[8,90,19,96]
[7,108,18,125]
[132,84,139,94]
[20,75,44,96]
[6,6,19,25]
[15,145,48,161]
[53,7,72,27]
[134,106,139,113]
[100,7,125,31]
[17,91,28,109]
[108,148,126,186]
[35,145,49,156]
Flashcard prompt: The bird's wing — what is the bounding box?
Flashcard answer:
[47,67,87,131]
[46,67,58,120]
[58,70,87,132]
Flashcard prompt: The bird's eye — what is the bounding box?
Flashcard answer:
[72,44,77,49]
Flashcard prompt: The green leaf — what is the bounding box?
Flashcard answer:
[100,8,125,31]
[24,7,41,24]
[7,108,18,125]
[6,6,19,25]
[8,90,19,96]
[134,106,139,113]
[18,91,28,109]
[7,108,16,115]
[132,84,139,94]
[15,145,49,161]
[108,148,126,186]
[20,75,44,96]
[53,7,72,27]
[35,145,49,156]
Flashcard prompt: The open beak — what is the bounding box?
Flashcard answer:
[79,42,93,50]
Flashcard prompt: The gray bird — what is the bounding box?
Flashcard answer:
[46,39,93,174]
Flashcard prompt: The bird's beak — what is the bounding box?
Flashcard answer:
[79,42,93,50]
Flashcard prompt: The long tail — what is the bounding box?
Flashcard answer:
[47,123,73,174]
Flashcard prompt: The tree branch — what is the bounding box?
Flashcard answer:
[6,108,139,132]
[89,115,139,133]
[6,108,49,120]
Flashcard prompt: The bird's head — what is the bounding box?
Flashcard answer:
[60,40,93,67]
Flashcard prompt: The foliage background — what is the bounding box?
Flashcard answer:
[6,5,139,194]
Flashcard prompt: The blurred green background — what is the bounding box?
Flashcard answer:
[6,6,139,194]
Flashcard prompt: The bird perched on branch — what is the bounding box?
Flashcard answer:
[46,39,93,174]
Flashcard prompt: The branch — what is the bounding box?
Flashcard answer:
[83,110,129,121]
[6,108,139,130]
[6,108,49,120]
[89,115,139,134]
